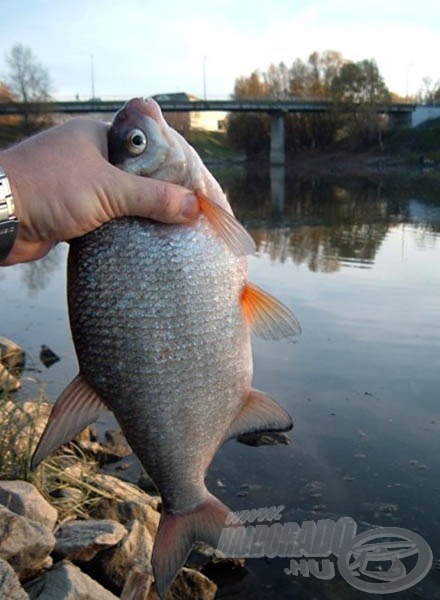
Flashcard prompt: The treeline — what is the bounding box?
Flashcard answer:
[226,50,400,158]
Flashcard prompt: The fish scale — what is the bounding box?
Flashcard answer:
[68,217,251,508]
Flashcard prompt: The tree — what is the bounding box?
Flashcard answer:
[418,77,440,105]
[331,59,390,145]
[227,70,271,158]
[5,43,52,133]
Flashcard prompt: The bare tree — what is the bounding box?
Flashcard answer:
[5,43,52,132]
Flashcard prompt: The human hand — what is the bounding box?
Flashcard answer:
[0,118,198,265]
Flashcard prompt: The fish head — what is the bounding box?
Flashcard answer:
[108,97,188,183]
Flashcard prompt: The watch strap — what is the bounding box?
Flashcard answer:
[0,168,19,263]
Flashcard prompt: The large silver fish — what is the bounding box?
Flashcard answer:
[32,98,300,598]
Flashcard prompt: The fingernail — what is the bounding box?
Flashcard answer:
[182,193,198,219]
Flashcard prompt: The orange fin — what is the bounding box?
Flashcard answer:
[31,374,108,469]
[197,190,256,256]
[225,388,293,441]
[152,492,230,599]
[241,282,301,339]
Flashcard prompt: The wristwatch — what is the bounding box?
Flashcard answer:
[0,168,19,263]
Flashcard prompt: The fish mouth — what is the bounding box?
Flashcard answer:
[124,97,163,123]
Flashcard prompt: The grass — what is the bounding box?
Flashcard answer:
[0,382,112,521]
[0,382,49,481]
[383,117,440,162]
[185,129,243,162]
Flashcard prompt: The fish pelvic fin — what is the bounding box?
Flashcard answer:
[152,492,230,599]
[31,374,108,469]
[225,389,293,442]
[241,282,301,339]
[197,190,256,256]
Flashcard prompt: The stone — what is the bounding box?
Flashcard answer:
[120,570,154,600]
[236,431,291,446]
[88,474,160,538]
[25,560,118,599]
[99,519,154,589]
[0,558,29,599]
[54,519,127,561]
[88,473,159,508]
[0,337,25,392]
[0,337,25,370]
[0,363,21,392]
[0,480,58,531]
[168,567,217,600]
[0,506,55,580]
[92,498,160,540]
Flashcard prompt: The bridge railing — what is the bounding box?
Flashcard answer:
[0,99,416,116]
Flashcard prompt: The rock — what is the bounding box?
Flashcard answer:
[39,345,60,368]
[0,337,24,392]
[0,337,25,371]
[98,519,154,589]
[187,542,246,571]
[236,431,291,446]
[120,570,154,600]
[25,560,118,599]
[77,441,131,464]
[88,474,160,538]
[88,474,159,509]
[0,558,29,599]
[0,480,58,531]
[54,519,127,561]
[0,506,55,580]
[168,567,217,600]
[0,363,21,392]
[92,498,160,540]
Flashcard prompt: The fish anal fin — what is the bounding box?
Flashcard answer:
[197,190,256,256]
[31,374,108,469]
[225,389,293,442]
[152,492,230,599]
[241,282,301,339]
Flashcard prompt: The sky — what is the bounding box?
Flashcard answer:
[0,0,439,101]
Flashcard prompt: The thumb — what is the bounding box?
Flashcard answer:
[106,167,199,224]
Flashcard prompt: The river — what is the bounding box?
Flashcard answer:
[1,169,439,598]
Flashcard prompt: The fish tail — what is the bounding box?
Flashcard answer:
[152,492,230,598]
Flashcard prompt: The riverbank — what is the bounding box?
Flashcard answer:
[187,117,440,185]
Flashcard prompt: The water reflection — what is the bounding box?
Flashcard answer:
[19,243,64,292]
[6,171,440,293]
[223,169,440,272]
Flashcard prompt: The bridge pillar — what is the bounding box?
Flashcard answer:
[270,111,286,165]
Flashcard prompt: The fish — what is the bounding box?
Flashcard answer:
[31,98,300,598]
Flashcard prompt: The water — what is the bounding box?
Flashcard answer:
[1,171,439,598]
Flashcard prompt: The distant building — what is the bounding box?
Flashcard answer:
[152,92,225,134]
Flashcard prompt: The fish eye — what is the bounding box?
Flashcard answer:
[126,128,147,156]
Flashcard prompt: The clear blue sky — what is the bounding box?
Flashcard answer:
[0,0,438,100]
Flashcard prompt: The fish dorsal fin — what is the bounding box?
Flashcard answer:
[241,282,301,339]
[225,389,293,442]
[31,374,108,469]
[197,191,256,256]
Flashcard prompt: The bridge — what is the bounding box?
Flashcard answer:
[0,99,418,164]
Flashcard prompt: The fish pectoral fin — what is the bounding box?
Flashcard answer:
[152,492,230,599]
[225,389,293,441]
[241,282,301,339]
[197,190,256,256]
[31,374,108,469]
